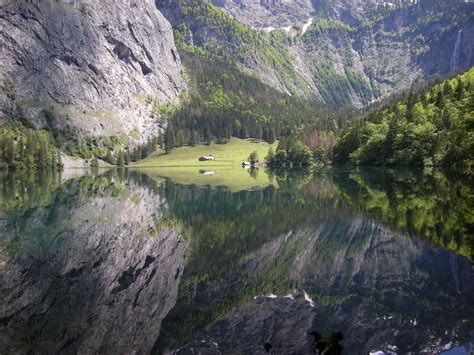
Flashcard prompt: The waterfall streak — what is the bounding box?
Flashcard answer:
[450,29,463,72]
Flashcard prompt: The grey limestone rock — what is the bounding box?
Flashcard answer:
[0,0,184,141]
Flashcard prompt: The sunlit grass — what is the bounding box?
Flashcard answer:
[132,138,278,192]
[133,138,277,168]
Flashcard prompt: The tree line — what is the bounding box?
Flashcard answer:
[162,51,355,152]
[333,68,474,168]
[0,125,62,171]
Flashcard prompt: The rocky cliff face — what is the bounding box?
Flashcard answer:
[209,0,315,28]
[173,297,316,354]
[297,2,474,106]
[0,0,183,142]
[0,176,188,354]
[210,0,474,106]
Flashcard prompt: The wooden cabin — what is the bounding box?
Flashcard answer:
[199,155,215,161]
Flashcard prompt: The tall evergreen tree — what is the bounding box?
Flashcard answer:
[117,150,125,167]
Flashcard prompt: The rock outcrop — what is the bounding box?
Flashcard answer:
[296,2,474,106]
[209,0,315,28]
[173,297,316,354]
[0,0,183,142]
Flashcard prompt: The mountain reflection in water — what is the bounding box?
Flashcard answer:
[0,168,472,354]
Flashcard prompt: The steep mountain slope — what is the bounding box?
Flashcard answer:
[212,0,474,106]
[153,0,351,150]
[298,1,474,106]
[0,0,183,143]
[156,0,315,98]
[1,0,472,162]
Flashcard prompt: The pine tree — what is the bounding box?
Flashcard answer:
[117,150,125,167]
[190,130,199,146]
[255,125,263,140]
[268,127,276,144]
[25,133,35,168]
[455,78,465,100]
[17,136,25,162]
[204,127,212,145]
[35,144,49,169]
[3,135,15,167]
[266,147,275,164]
[443,81,453,97]
[124,151,130,165]
[165,127,176,153]
[56,151,63,170]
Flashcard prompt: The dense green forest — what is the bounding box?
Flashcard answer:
[266,136,314,168]
[162,51,354,152]
[0,119,159,169]
[155,0,359,153]
[333,68,474,168]
[0,124,62,170]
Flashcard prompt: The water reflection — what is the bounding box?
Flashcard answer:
[0,170,187,354]
[0,168,472,354]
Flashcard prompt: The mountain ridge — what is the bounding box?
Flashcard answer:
[208,0,474,106]
[0,0,473,164]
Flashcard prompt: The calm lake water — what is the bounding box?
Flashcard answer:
[0,168,472,354]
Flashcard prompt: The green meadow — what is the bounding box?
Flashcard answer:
[133,138,278,192]
[133,138,276,167]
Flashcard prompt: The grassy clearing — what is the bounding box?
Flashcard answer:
[133,138,278,192]
[133,138,277,168]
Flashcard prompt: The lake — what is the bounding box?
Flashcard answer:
[0,168,472,354]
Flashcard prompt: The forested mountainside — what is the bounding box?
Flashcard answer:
[156,0,314,98]
[0,0,473,165]
[160,51,353,151]
[333,67,474,167]
[208,0,474,106]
